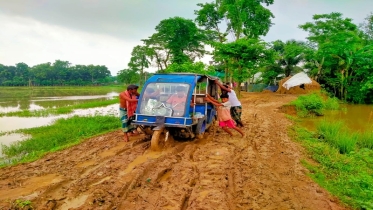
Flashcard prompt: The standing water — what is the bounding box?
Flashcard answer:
[301,104,373,132]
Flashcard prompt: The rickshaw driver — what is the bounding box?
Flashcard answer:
[166,86,187,116]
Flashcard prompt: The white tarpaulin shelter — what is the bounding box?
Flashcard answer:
[282,72,312,90]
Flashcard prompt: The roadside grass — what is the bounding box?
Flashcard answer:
[0,115,119,167]
[290,93,340,117]
[358,130,373,150]
[0,98,118,117]
[317,120,358,154]
[290,118,373,209]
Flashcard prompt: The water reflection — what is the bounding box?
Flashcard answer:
[0,104,119,133]
[301,104,373,132]
[29,103,45,111]
[0,133,31,156]
[0,103,20,113]
[0,133,30,146]
[0,92,118,113]
[0,116,63,133]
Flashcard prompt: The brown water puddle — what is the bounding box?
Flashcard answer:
[301,104,373,132]
[120,150,163,175]
[97,142,130,159]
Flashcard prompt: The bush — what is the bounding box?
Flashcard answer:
[290,93,340,117]
[291,93,325,117]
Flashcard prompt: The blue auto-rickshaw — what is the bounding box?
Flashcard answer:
[132,73,219,150]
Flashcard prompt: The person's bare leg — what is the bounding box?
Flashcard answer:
[222,126,233,136]
[123,132,129,142]
[232,126,245,137]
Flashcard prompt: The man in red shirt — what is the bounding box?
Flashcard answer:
[119,84,140,142]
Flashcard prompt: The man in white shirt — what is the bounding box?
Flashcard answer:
[215,80,244,127]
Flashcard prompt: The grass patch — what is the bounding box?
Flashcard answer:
[290,93,340,117]
[317,120,358,154]
[324,97,340,110]
[0,98,119,117]
[291,120,373,209]
[0,115,119,167]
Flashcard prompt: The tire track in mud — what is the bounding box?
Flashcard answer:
[0,93,347,210]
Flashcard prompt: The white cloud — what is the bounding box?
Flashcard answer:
[0,14,142,75]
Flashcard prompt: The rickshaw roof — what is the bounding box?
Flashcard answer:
[145,73,218,86]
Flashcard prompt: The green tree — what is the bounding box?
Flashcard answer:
[300,13,373,102]
[0,64,6,85]
[117,68,139,85]
[52,60,70,85]
[15,62,30,86]
[260,64,283,85]
[142,36,170,71]
[195,0,275,82]
[214,38,273,94]
[87,64,111,85]
[30,63,52,86]
[128,45,151,86]
[299,13,358,44]
[144,17,207,65]
[220,0,274,40]
[194,2,226,44]
[164,61,208,74]
[269,40,308,77]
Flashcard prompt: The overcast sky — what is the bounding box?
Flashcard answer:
[0,0,372,76]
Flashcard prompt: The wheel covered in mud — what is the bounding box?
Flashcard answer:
[150,130,162,151]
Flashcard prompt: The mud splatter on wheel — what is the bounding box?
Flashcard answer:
[151,130,162,151]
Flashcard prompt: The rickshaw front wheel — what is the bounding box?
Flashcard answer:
[151,130,162,151]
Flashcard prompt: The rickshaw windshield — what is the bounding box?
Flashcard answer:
[139,83,191,117]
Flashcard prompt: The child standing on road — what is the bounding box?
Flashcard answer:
[205,93,245,137]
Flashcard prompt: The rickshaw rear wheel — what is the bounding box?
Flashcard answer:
[196,117,207,139]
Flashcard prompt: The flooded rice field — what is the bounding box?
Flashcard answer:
[0,90,120,152]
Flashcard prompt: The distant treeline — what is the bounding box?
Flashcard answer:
[0,60,116,86]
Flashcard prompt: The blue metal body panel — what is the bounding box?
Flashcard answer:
[133,73,216,129]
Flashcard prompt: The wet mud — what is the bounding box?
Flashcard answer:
[0,92,347,210]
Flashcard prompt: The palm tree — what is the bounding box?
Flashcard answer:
[272,39,307,77]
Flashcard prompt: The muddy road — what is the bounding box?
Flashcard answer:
[0,92,346,210]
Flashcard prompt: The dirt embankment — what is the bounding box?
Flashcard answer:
[0,92,347,210]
